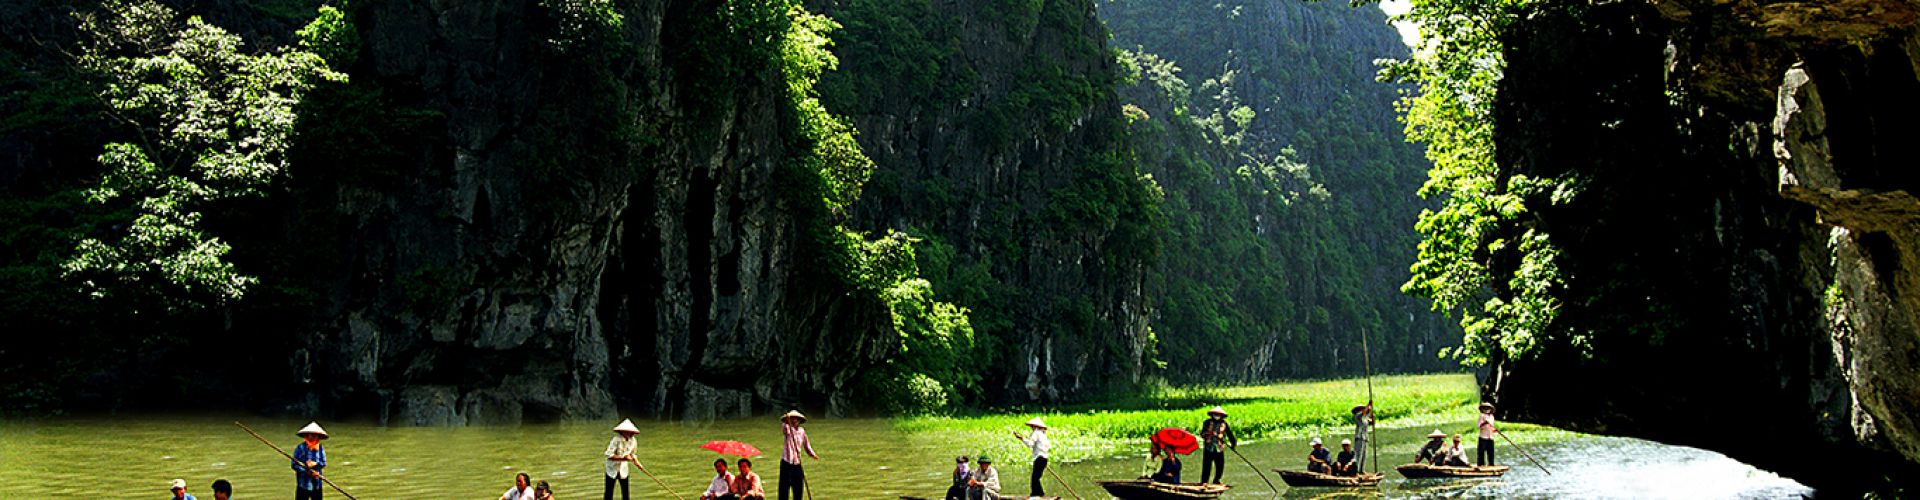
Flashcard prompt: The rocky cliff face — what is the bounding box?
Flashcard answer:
[1490,0,1920,489]
[813,0,1159,402]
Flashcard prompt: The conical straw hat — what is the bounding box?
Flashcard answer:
[781,410,807,423]
[1207,406,1227,416]
[1427,429,1447,439]
[1025,417,1047,429]
[296,421,328,439]
[613,419,640,434]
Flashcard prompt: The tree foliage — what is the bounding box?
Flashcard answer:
[65,0,344,304]
[1379,0,1579,366]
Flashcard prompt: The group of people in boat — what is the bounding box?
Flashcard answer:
[1303,401,1499,475]
[605,410,813,500]
[936,417,1049,500]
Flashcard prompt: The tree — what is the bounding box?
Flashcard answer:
[64,0,345,304]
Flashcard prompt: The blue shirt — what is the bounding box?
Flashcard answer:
[292,441,327,491]
[172,494,197,500]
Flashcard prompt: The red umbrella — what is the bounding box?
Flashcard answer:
[1152,427,1199,455]
[700,440,762,457]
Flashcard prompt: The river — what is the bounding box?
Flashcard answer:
[0,416,1809,498]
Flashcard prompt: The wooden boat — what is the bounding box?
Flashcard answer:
[1274,469,1384,487]
[900,496,1060,500]
[1093,479,1231,499]
[1395,463,1511,478]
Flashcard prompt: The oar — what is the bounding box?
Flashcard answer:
[1359,327,1377,475]
[233,422,359,500]
[1495,429,1552,476]
[1228,446,1280,495]
[627,457,687,500]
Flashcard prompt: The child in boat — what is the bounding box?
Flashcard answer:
[1442,435,1471,467]
[1306,438,1332,474]
[1415,430,1447,464]
[1334,439,1358,476]
[947,456,972,500]
[1151,444,1183,484]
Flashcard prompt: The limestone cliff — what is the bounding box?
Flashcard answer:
[1489,0,1920,489]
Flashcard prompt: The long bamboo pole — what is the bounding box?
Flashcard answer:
[1359,328,1377,475]
[234,422,359,500]
[1228,446,1279,495]
[1496,429,1552,476]
[627,458,687,500]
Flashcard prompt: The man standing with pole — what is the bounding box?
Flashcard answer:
[779,410,819,500]
[292,422,329,500]
[1350,403,1373,474]
[1013,418,1051,497]
[1197,407,1235,484]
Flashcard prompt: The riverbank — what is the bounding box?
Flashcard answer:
[892,373,1577,463]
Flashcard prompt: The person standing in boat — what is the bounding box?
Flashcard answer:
[779,410,819,500]
[1012,417,1050,496]
[966,454,1001,499]
[1198,406,1236,484]
[700,459,735,500]
[1415,429,1447,465]
[1305,437,1332,474]
[1333,439,1358,476]
[1350,402,1373,473]
[1477,402,1498,466]
[605,419,641,500]
[291,422,328,500]
[731,458,766,500]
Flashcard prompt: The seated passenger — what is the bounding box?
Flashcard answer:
[1415,430,1447,465]
[1333,439,1358,476]
[1306,438,1332,474]
[1151,445,1183,484]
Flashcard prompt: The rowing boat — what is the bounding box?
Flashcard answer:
[1274,469,1383,487]
[1093,479,1231,499]
[1394,463,1511,478]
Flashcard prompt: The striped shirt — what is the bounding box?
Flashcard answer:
[782,422,815,465]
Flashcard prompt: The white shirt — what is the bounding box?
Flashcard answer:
[702,472,735,498]
[501,486,536,500]
[605,435,638,479]
[973,465,1000,493]
[1023,429,1052,459]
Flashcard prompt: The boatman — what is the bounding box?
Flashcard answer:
[779,410,819,500]
[1198,406,1236,484]
[1351,402,1373,473]
[605,419,641,500]
[1477,402,1498,466]
[1013,417,1050,496]
[291,422,327,500]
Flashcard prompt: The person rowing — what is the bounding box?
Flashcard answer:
[1198,406,1236,485]
[292,422,329,500]
[779,410,819,500]
[604,419,641,500]
[1477,402,1499,466]
[1013,417,1051,497]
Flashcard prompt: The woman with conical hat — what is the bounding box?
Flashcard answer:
[1476,402,1498,466]
[778,410,818,500]
[604,418,641,500]
[1350,402,1373,474]
[1011,417,1050,496]
[291,422,328,500]
[1197,406,1236,484]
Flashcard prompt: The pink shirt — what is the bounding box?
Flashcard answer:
[782,422,815,465]
[731,471,765,496]
[1478,412,1496,439]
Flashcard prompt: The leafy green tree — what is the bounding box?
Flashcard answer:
[1380,0,1577,367]
[65,0,345,304]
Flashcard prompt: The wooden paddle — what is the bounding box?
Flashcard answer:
[234,422,359,500]
[1495,429,1552,475]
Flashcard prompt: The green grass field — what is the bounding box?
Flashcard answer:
[892,373,1573,461]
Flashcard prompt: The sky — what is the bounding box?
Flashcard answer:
[1377,0,1421,47]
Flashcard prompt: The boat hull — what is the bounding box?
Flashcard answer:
[1093,479,1231,499]
[1394,463,1511,478]
[1274,470,1383,487]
